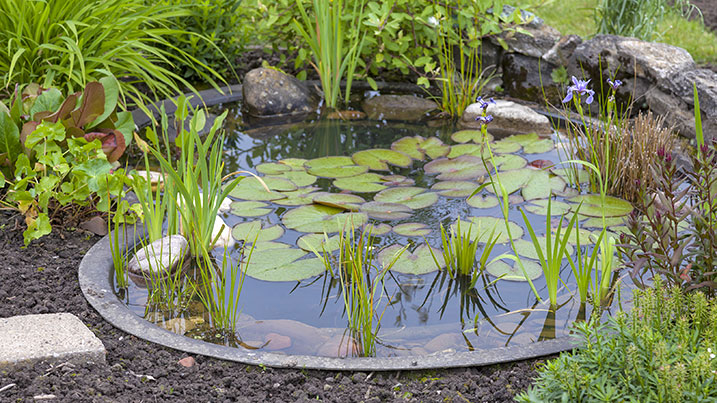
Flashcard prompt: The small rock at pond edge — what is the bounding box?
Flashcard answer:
[127,235,188,276]
[264,333,292,350]
[178,356,196,367]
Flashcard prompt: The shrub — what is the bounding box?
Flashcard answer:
[516,279,717,402]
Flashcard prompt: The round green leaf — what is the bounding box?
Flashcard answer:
[231,221,284,243]
[380,174,415,187]
[305,156,368,178]
[393,223,431,237]
[333,173,388,193]
[492,154,527,170]
[379,244,444,274]
[374,186,438,209]
[447,144,483,159]
[551,167,589,185]
[425,155,487,181]
[513,238,574,261]
[486,260,542,281]
[420,137,451,159]
[431,181,478,198]
[491,139,522,154]
[364,222,392,236]
[312,192,365,211]
[255,162,291,175]
[229,177,289,201]
[273,187,321,206]
[360,201,412,220]
[524,200,572,216]
[466,194,499,209]
[251,241,292,251]
[297,233,341,252]
[523,139,554,154]
[268,171,317,187]
[244,248,326,282]
[454,217,524,243]
[451,130,493,144]
[278,158,308,170]
[582,216,626,228]
[229,201,272,217]
[282,204,368,233]
[569,194,634,217]
[352,149,412,171]
[485,169,531,195]
[391,136,450,161]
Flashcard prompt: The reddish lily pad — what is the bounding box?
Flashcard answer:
[374,186,438,210]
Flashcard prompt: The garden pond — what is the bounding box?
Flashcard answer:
[117,100,634,358]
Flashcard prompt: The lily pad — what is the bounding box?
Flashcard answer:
[229,177,289,201]
[333,173,388,193]
[391,136,450,160]
[582,216,626,228]
[453,217,524,243]
[492,154,527,171]
[297,233,341,253]
[552,225,594,245]
[229,201,272,217]
[523,200,572,216]
[360,201,412,220]
[267,171,317,187]
[419,137,451,159]
[513,238,574,261]
[393,223,431,237]
[244,247,326,282]
[305,156,368,178]
[490,139,522,154]
[273,187,320,206]
[250,241,292,251]
[568,194,634,217]
[380,174,415,187]
[364,222,392,236]
[425,155,487,181]
[379,244,445,275]
[352,149,412,171]
[521,170,551,200]
[231,221,284,243]
[431,181,478,198]
[278,158,308,170]
[374,187,438,210]
[551,167,589,185]
[486,169,532,195]
[282,204,368,233]
[523,139,555,154]
[466,194,499,209]
[451,130,493,144]
[255,162,291,175]
[447,144,483,159]
[486,260,543,282]
[312,192,364,211]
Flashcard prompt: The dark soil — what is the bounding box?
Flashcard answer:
[0,210,544,402]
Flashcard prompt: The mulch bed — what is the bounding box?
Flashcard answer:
[0,210,542,402]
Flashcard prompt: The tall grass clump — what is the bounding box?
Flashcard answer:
[0,0,224,105]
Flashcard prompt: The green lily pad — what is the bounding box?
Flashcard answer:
[390,136,449,160]
[551,167,589,185]
[250,241,292,251]
[297,233,341,253]
[312,192,365,211]
[447,144,483,159]
[486,260,543,282]
[524,200,572,216]
[451,130,493,144]
[521,170,551,200]
[230,201,273,217]
[268,171,317,187]
[486,169,532,195]
[244,248,327,282]
[231,221,284,243]
[425,155,487,181]
[513,238,574,261]
[466,194,499,209]
[360,201,412,220]
[582,216,626,228]
[364,222,392,236]
[454,217,524,243]
[278,158,308,170]
[374,187,438,210]
[569,194,634,217]
[431,181,478,198]
[352,149,412,171]
[273,187,320,206]
[255,162,291,175]
[229,177,289,201]
[504,132,540,145]
[419,137,451,159]
[492,154,527,170]
[379,244,445,274]
[282,204,368,233]
[490,139,522,154]
[380,175,415,187]
[552,225,594,245]
[305,156,368,178]
[393,223,431,237]
[523,139,554,154]
[333,173,388,193]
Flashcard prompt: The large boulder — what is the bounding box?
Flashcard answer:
[461,99,552,135]
[542,35,582,66]
[497,22,561,59]
[362,95,438,121]
[501,53,562,105]
[242,68,319,117]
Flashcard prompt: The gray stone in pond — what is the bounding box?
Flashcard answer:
[362,95,438,121]
[495,22,561,59]
[242,68,319,117]
[461,99,552,135]
[0,313,105,369]
[127,235,188,276]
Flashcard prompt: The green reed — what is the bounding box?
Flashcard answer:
[142,241,195,314]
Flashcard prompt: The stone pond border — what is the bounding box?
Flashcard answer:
[81,85,580,371]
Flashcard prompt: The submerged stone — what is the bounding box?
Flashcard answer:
[127,235,188,276]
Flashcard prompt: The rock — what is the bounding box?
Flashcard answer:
[362,95,437,121]
[242,68,319,117]
[79,216,108,236]
[497,23,561,59]
[616,39,695,87]
[211,216,235,250]
[177,356,196,367]
[264,333,292,351]
[542,35,582,66]
[501,53,562,105]
[645,87,696,138]
[218,196,232,213]
[316,334,360,358]
[424,333,464,353]
[667,68,717,140]
[127,235,188,276]
[237,319,329,355]
[461,99,552,135]
[325,110,366,120]
[162,318,195,334]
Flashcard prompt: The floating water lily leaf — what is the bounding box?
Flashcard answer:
[582,216,626,228]
[523,139,554,154]
[553,225,594,245]
[420,137,451,159]
[231,221,284,243]
[485,169,531,195]
[279,158,308,170]
[273,187,320,206]
[268,171,317,187]
[312,192,364,211]
[360,201,412,220]
[521,170,551,200]
[364,222,392,236]
[551,167,589,185]
[393,223,431,237]
[486,260,542,282]
[569,194,633,217]
[244,248,326,282]
[451,130,493,144]
[390,136,449,160]
[431,181,477,198]
[251,241,292,251]
[352,149,412,171]
[379,244,444,274]
[333,173,388,192]
[513,238,574,261]
[466,194,499,209]
[491,139,522,154]
[297,233,341,252]
[256,162,290,175]
[381,174,415,187]
[504,132,540,144]
[282,204,368,233]
[374,187,438,210]
[447,144,483,159]
[454,217,524,243]
[229,177,287,201]
[425,155,487,181]
[524,200,572,216]
[305,156,368,178]
[230,201,272,217]
[493,154,527,171]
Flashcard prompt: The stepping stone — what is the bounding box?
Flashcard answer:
[0,313,105,369]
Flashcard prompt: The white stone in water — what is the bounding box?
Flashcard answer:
[127,170,163,185]
[211,216,235,250]
[218,196,232,213]
[127,235,188,276]
[462,100,552,134]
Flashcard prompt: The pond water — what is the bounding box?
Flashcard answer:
[117,101,632,358]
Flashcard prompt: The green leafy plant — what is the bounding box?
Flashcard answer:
[516,279,717,402]
[293,0,367,110]
[594,0,669,40]
[429,219,499,285]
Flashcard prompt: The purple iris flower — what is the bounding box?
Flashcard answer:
[475,115,493,126]
[476,96,496,111]
[607,78,622,90]
[562,76,594,104]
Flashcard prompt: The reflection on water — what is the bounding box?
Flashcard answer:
[117,103,629,357]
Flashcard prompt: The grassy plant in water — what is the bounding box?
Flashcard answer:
[293,0,366,110]
[143,244,194,315]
